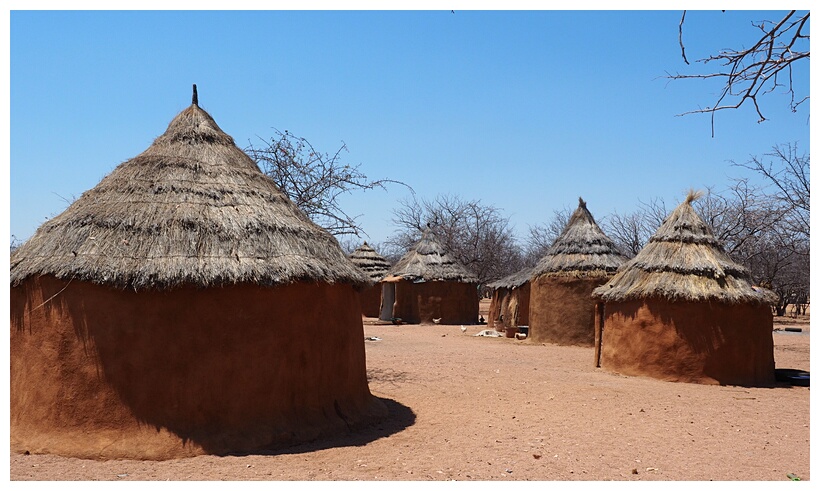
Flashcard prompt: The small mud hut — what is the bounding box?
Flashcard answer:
[10,86,387,460]
[592,191,777,386]
[349,241,391,317]
[528,198,626,346]
[487,267,532,332]
[379,229,479,325]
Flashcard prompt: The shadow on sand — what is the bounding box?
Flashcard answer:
[224,397,416,457]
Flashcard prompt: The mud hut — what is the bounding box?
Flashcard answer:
[349,241,391,317]
[528,198,626,346]
[10,86,387,460]
[592,191,777,386]
[487,267,532,333]
[379,229,479,325]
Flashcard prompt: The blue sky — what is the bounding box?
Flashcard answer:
[7,7,812,249]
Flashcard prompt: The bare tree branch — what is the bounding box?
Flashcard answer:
[668,10,810,136]
[523,206,572,265]
[732,142,810,238]
[246,129,412,237]
[678,10,689,65]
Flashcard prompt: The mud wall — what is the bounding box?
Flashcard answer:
[528,275,609,346]
[488,288,509,331]
[10,275,387,460]
[392,280,478,325]
[599,299,775,386]
[504,283,530,328]
[357,284,382,318]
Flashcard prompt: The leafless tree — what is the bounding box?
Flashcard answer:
[726,143,810,315]
[601,197,669,258]
[387,194,524,285]
[739,222,809,316]
[692,182,788,258]
[10,235,21,253]
[521,205,572,266]
[601,210,650,258]
[246,129,410,237]
[733,142,809,239]
[669,10,810,136]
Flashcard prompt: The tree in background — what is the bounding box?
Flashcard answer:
[734,142,809,239]
[601,197,668,259]
[730,143,810,316]
[668,10,810,136]
[520,205,573,266]
[10,235,21,253]
[246,129,409,237]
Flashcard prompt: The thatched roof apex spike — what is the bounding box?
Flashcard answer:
[685,189,703,204]
[578,196,586,209]
[192,84,198,106]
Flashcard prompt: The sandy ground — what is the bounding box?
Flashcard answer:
[10,300,811,482]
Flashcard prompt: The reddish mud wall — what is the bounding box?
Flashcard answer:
[599,299,775,386]
[488,288,509,331]
[391,280,478,325]
[10,275,387,460]
[528,275,609,346]
[504,283,530,328]
[357,284,382,318]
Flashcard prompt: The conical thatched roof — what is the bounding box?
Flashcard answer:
[384,229,478,283]
[531,197,626,278]
[488,266,533,290]
[349,241,391,283]
[10,86,368,290]
[593,191,778,304]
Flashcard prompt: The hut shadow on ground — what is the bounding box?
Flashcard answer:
[226,397,417,457]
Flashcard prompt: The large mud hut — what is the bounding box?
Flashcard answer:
[487,267,532,332]
[10,86,387,460]
[592,191,777,386]
[379,229,479,325]
[528,198,626,346]
[349,241,391,317]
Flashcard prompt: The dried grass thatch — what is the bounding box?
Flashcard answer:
[383,229,478,283]
[531,197,626,278]
[349,241,391,283]
[10,87,368,290]
[487,267,533,290]
[593,190,778,304]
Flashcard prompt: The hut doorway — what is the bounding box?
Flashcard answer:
[380,283,396,321]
